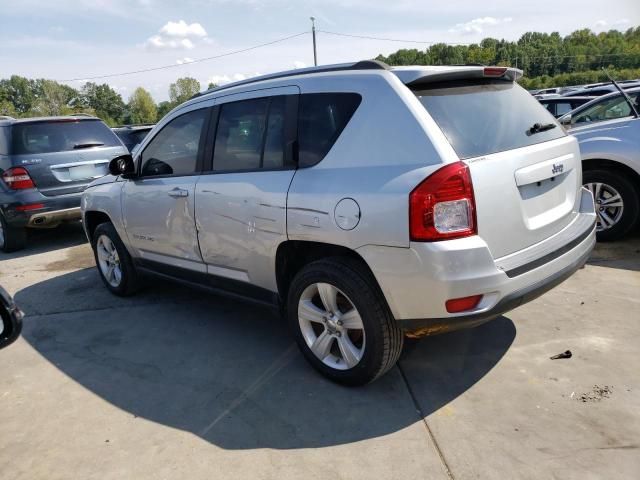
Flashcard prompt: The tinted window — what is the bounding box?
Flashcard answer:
[298,93,361,167]
[555,102,573,116]
[0,126,8,155]
[10,120,120,155]
[213,96,286,172]
[115,129,152,152]
[414,81,564,159]
[141,109,206,176]
[572,93,638,125]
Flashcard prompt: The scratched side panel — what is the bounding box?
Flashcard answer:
[195,170,293,291]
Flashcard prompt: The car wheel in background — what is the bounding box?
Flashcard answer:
[583,169,640,241]
[0,213,27,253]
[91,222,140,296]
[287,257,403,386]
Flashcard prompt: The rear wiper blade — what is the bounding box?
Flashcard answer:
[526,122,556,136]
[73,142,104,149]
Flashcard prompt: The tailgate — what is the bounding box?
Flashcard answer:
[9,119,126,197]
[410,73,580,258]
[15,146,125,197]
[467,136,581,258]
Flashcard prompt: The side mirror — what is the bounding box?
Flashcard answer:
[0,286,23,350]
[560,114,572,126]
[108,154,136,178]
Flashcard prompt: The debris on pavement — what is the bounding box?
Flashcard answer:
[578,385,613,403]
[550,350,572,360]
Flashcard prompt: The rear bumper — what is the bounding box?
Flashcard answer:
[357,187,597,334]
[27,207,81,227]
[1,189,83,228]
[397,240,593,336]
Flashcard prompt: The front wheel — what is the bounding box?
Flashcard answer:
[584,169,640,241]
[92,223,140,296]
[287,258,403,386]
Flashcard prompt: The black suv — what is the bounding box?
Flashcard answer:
[538,96,594,117]
[112,124,154,153]
[0,115,127,252]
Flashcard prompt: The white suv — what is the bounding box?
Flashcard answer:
[82,61,596,385]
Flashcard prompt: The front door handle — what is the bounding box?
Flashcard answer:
[168,188,189,198]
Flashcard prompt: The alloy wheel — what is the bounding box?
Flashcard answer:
[96,235,122,287]
[298,282,365,370]
[585,182,624,232]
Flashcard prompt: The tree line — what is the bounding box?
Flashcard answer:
[1,27,638,125]
[376,27,640,88]
[0,76,217,126]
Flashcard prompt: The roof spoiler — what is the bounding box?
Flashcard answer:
[399,66,523,87]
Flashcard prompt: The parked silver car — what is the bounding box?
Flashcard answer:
[560,87,640,240]
[81,61,596,385]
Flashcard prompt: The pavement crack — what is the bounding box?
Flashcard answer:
[397,362,455,480]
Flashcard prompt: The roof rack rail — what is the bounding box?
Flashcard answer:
[190,59,390,100]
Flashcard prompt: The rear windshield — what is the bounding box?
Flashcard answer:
[10,119,120,155]
[413,80,565,159]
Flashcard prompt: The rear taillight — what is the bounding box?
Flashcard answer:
[409,161,476,241]
[2,167,35,190]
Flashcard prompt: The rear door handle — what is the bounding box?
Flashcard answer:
[168,188,189,198]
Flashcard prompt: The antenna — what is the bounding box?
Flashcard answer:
[602,67,639,118]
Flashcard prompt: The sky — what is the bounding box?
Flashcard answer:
[1,0,639,102]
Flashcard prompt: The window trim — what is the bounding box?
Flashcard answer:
[136,107,211,179]
[296,92,362,169]
[203,94,298,175]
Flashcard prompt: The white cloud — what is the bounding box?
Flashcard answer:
[207,73,254,86]
[208,74,230,85]
[144,20,209,50]
[449,16,513,35]
[160,20,207,38]
[595,20,608,27]
[176,57,194,65]
[293,60,307,69]
[613,19,630,26]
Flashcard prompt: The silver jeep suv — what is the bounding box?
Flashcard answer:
[82,61,596,385]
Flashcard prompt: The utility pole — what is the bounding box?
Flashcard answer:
[310,17,318,66]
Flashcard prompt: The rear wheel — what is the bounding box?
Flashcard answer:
[92,222,140,296]
[583,169,639,241]
[0,213,27,253]
[287,257,403,386]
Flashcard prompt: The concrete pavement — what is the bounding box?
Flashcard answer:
[1,223,639,479]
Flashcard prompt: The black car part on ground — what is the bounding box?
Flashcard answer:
[0,285,23,349]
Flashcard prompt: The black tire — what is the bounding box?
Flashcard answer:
[287,257,403,386]
[91,222,140,296]
[0,213,27,253]
[583,169,640,241]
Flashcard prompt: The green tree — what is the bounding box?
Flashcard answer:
[80,82,126,125]
[31,79,77,116]
[169,77,200,106]
[156,101,173,121]
[0,100,17,117]
[207,82,218,90]
[0,75,37,115]
[128,87,157,124]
